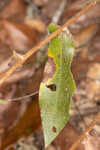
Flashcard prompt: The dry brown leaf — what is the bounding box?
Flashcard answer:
[0,42,12,73]
[46,145,56,150]
[32,0,47,6]
[2,20,40,52]
[1,0,26,21]
[25,17,46,33]
[0,67,43,149]
[61,1,100,30]
[86,63,100,100]
[0,67,35,86]
[54,123,84,150]
[42,0,61,18]
[74,24,97,47]
[8,147,15,150]
[67,0,89,11]
[0,18,41,86]
[1,95,41,150]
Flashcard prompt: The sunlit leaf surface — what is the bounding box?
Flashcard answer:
[39,23,76,147]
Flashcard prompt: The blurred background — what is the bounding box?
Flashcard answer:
[0,0,100,150]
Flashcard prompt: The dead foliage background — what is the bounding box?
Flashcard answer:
[0,0,100,150]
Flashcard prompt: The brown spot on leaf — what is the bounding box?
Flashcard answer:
[46,84,56,91]
[52,126,57,133]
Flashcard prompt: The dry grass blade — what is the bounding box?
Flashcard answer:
[0,1,97,86]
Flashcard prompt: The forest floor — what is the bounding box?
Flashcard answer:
[0,0,100,150]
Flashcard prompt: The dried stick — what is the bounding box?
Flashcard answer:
[0,2,97,86]
[69,112,100,150]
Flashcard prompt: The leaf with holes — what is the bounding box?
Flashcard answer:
[39,23,76,147]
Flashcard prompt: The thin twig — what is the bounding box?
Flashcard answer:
[69,112,100,150]
[5,91,38,102]
[0,1,97,86]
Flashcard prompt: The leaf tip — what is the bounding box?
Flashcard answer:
[48,23,59,33]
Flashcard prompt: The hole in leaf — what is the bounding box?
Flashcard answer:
[52,126,57,133]
[46,84,56,91]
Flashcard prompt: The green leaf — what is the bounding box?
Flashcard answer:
[48,23,59,33]
[39,23,76,147]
